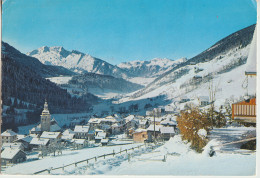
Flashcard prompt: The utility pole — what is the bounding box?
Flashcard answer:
[153,109,156,144]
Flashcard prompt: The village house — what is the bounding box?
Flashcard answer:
[1,129,18,144]
[133,129,148,143]
[95,132,106,143]
[101,139,109,146]
[138,119,149,129]
[146,110,154,116]
[164,105,175,114]
[72,139,87,149]
[15,135,34,151]
[146,125,163,142]
[199,96,210,106]
[111,123,123,135]
[29,138,50,149]
[160,127,175,141]
[232,97,256,124]
[40,131,62,144]
[147,116,163,125]
[1,148,27,165]
[74,125,91,139]
[180,96,190,103]
[160,118,177,129]
[124,115,139,130]
[2,142,26,151]
[61,129,75,141]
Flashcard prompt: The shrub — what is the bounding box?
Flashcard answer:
[177,107,212,152]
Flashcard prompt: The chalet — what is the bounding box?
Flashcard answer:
[40,131,62,144]
[29,138,50,149]
[1,129,18,144]
[61,129,75,141]
[74,125,90,139]
[133,129,148,143]
[111,123,123,135]
[147,116,163,125]
[124,115,139,130]
[95,132,106,143]
[160,127,175,141]
[138,119,149,129]
[160,119,177,128]
[232,98,256,124]
[2,142,26,151]
[165,105,175,114]
[101,139,109,146]
[146,125,163,141]
[72,139,87,149]
[199,96,210,106]
[180,96,190,103]
[15,136,33,151]
[193,75,202,80]
[1,148,26,165]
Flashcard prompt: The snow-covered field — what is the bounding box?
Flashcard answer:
[2,143,142,175]
[4,126,255,176]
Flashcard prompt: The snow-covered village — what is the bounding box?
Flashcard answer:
[0,0,258,176]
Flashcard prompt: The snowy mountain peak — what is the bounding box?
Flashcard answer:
[117,57,187,78]
[27,46,131,79]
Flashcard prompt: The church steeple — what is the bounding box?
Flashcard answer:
[41,100,51,132]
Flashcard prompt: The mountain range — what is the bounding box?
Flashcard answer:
[27,47,187,79]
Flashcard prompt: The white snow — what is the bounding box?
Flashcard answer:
[198,129,207,138]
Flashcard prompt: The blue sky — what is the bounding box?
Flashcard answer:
[2,0,257,64]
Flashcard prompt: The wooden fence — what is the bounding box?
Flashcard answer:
[33,144,146,175]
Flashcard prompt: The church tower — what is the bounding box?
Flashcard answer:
[41,100,51,132]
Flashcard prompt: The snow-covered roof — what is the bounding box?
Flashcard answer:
[17,135,33,143]
[161,119,177,126]
[160,127,175,134]
[62,129,75,140]
[1,129,17,137]
[1,148,25,159]
[245,26,257,75]
[139,119,148,125]
[124,115,135,122]
[147,125,162,132]
[199,96,209,102]
[147,117,163,122]
[30,138,49,146]
[101,139,109,143]
[73,139,86,145]
[95,132,106,139]
[40,131,61,139]
[16,134,26,140]
[134,128,147,133]
[2,142,25,149]
[74,125,90,133]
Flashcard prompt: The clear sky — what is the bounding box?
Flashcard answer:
[2,0,257,64]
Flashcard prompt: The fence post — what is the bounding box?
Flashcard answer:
[62,164,64,171]
[113,150,115,157]
[104,154,105,159]
[128,154,130,162]
[95,157,97,162]
[126,149,127,153]
[75,163,77,167]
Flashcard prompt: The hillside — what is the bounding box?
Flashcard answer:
[130,24,256,100]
